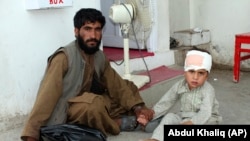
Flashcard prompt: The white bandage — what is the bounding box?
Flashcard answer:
[184,50,212,73]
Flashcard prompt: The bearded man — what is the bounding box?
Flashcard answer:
[20,8,154,141]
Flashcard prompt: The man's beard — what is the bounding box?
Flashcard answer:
[77,36,101,55]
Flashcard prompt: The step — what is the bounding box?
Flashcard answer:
[110,50,176,76]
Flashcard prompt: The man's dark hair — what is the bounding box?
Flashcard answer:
[74,8,106,29]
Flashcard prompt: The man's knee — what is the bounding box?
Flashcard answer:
[67,95,107,119]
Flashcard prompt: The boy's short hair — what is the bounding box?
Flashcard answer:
[189,46,211,54]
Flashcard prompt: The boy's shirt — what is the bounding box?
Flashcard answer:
[152,78,222,124]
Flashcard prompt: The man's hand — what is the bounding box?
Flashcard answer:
[133,105,154,126]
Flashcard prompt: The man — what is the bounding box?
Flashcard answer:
[21,8,154,141]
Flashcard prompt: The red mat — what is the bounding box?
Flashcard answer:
[138,65,184,91]
[103,47,154,61]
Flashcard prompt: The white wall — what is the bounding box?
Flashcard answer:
[169,0,190,36]
[155,0,170,52]
[0,0,100,119]
[169,0,250,68]
[192,0,250,67]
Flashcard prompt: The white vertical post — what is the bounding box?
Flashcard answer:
[123,37,131,79]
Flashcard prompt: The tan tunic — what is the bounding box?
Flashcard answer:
[21,49,144,140]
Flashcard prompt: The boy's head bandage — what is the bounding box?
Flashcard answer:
[184,50,212,73]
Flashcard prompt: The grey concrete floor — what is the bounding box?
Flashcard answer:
[1,68,250,141]
[108,68,250,141]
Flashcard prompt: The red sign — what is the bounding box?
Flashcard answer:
[50,0,64,5]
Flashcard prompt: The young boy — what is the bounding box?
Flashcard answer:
[141,48,222,141]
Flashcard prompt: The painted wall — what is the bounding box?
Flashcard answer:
[193,0,250,68]
[169,0,250,69]
[155,0,170,52]
[169,0,190,35]
[0,0,101,119]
